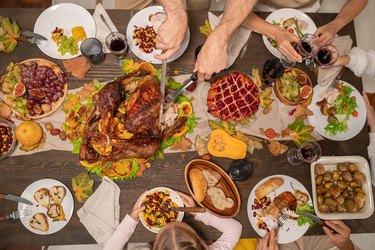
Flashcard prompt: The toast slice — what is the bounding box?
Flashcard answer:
[202,169,221,187]
[29,213,49,232]
[50,186,66,205]
[34,188,50,209]
[207,187,234,210]
[47,203,66,221]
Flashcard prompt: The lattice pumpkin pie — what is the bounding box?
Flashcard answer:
[207,72,260,122]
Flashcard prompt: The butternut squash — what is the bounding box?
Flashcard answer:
[207,129,246,159]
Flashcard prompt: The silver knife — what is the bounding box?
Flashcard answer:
[0,192,33,205]
[300,212,337,233]
[21,31,48,41]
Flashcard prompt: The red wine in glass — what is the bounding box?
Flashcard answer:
[261,59,285,84]
[110,38,126,57]
[314,44,338,66]
[105,32,128,59]
[287,141,322,165]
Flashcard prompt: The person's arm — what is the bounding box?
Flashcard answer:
[363,93,375,186]
[242,13,301,62]
[155,0,187,60]
[194,0,257,80]
[103,191,147,250]
[103,214,139,250]
[335,47,375,80]
[194,212,242,249]
[314,0,368,45]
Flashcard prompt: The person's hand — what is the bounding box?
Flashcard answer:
[314,23,338,46]
[333,55,351,67]
[194,30,228,81]
[363,92,375,132]
[323,220,354,250]
[274,28,301,62]
[176,191,197,215]
[129,190,148,221]
[256,230,278,250]
[154,9,187,60]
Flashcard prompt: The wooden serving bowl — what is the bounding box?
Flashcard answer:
[3,58,68,120]
[185,159,241,218]
[273,68,312,106]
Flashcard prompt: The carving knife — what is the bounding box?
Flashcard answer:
[0,192,33,205]
[159,57,167,124]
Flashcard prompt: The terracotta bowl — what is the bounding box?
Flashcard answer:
[273,68,312,106]
[184,159,241,218]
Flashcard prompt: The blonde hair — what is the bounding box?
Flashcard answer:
[153,222,208,250]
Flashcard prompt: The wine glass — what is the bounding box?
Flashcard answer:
[80,38,105,65]
[287,141,322,166]
[105,32,128,64]
[261,58,285,85]
[295,33,319,67]
[313,44,338,67]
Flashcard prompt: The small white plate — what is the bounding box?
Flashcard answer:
[18,179,74,235]
[139,187,184,233]
[126,6,190,64]
[34,3,96,59]
[262,8,317,58]
[307,81,366,141]
[311,156,374,220]
[247,175,311,244]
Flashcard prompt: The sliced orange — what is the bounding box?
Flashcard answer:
[172,123,188,138]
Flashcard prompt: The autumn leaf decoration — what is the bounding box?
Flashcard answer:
[0,16,20,52]
[282,118,316,147]
[199,19,212,37]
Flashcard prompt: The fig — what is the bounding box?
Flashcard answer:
[29,88,46,100]
[12,82,26,97]
[296,74,307,85]
[300,85,312,99]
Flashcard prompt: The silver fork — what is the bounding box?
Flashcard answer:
[328,68,346,90]
[274,213,290,232]
[0,207,32,221]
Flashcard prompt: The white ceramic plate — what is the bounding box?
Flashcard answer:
[262,8,317,58]
[247,175,311,244]
[139,187,184,233]
[311,156,374,220]
[18,179,74,235]
[307,81,366,141]
[34,3,96,59]
[126,6,190,64]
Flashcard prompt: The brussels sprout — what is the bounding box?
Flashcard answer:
[316,175,324,185]
[345,199,358,213]
[315,163,326,176]
[337,163,348,172]
[353,192,366,209]
[342,171,353,182]
[331,170,340,181]
[353,171,366,185]
[348,163,359,173]
[323,172,332,182]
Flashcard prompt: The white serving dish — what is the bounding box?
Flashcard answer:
[311,156,374,220]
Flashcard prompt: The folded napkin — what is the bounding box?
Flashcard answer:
[208,12,252,69]
[93,3,118,53]
[317,35,353,86]
[77,176,120,245]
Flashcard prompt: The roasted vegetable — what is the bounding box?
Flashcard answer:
[207,129,246,159]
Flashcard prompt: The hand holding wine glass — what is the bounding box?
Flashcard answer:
[313,44,338,67]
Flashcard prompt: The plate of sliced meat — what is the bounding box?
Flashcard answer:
[247,175,311,244]
[18,179,74,235]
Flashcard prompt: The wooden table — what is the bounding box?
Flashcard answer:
[0,8,374,248]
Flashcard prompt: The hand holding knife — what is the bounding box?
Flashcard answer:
[300,212,337,234]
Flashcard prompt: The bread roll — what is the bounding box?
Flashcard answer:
[189,169,207,202]
[255,177,283,199]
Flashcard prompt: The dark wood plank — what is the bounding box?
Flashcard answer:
[0,8,373,247]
